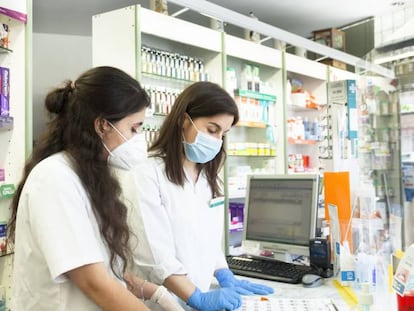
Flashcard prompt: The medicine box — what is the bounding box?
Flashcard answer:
[229,202,244,232]
[0,67,10,116]
[0,222,6,254]
[0,23,9,49]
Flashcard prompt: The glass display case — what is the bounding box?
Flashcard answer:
[357,75,403,252]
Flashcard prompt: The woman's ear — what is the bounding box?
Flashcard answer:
[182,113,190,130]
[94,118,108,139]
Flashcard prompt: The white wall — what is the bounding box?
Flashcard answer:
[374,5,414,47]
[33,33,92,140]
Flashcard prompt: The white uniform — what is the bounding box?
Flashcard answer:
[126,157,227,310]
[11,152,122,311]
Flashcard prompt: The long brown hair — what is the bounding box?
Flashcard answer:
[8,66,150,280]
[149,81,239,197]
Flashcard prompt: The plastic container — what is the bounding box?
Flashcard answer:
[290,92,307,107]
[397,293,414,311]
[396,263,414,310]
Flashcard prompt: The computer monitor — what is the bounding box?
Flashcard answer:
[243,174,320,257]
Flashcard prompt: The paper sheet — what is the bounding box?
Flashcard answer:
[236,296,338,311]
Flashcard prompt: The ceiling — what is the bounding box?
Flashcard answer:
[34,0,414,38]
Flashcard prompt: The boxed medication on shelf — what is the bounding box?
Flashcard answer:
[0,23,8,49]
[229,202,244,232]
[0,222,6,254]
[0,67,10,116]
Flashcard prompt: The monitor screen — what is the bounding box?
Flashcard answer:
[243,174,319,257]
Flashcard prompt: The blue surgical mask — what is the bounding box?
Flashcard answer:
[183,117,223,164]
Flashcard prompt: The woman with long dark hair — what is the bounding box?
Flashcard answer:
[8,66,183,311]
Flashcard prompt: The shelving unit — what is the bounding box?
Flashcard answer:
[92,4,366,257]
[93,5,222,139]
[358,76,402,250]
[285,53,328,174]
[0,3,29,309]
[222,34,283,253]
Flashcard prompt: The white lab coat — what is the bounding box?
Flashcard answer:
[11,152,122,310]
[125,157,228,310]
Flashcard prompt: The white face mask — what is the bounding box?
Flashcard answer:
[103,122,148,170]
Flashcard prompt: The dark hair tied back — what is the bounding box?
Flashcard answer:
[45,80,74,115]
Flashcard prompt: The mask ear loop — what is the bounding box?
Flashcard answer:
[101,120,126,157]
[102,142,114,157]
[186,115,200,131]
[106,120,128,142]
[96,119,115,157]
[182,114,200,144]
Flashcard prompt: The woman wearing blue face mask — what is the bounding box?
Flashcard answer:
[126,81,273,311]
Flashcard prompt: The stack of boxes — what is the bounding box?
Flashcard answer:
[313,28,346,70]
[0,26,10,256]
[0,67,9,254]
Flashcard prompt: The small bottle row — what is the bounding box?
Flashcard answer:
[287,116,320,141]
[234,96,275,124]
[141,46,209,82]
[227,142,276,156]
[226,65,277,95]
[143,85,181,115]
[142,125,160,148]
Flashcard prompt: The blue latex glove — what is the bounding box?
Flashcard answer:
[186,287,242,311]
[215,268,274,295]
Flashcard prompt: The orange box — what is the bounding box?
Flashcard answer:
[324,171,352,248]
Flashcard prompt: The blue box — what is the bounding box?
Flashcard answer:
[0,222,6,253]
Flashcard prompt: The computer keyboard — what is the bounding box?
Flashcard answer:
[226,255,315,284]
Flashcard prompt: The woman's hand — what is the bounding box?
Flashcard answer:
[150,286,185,311]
